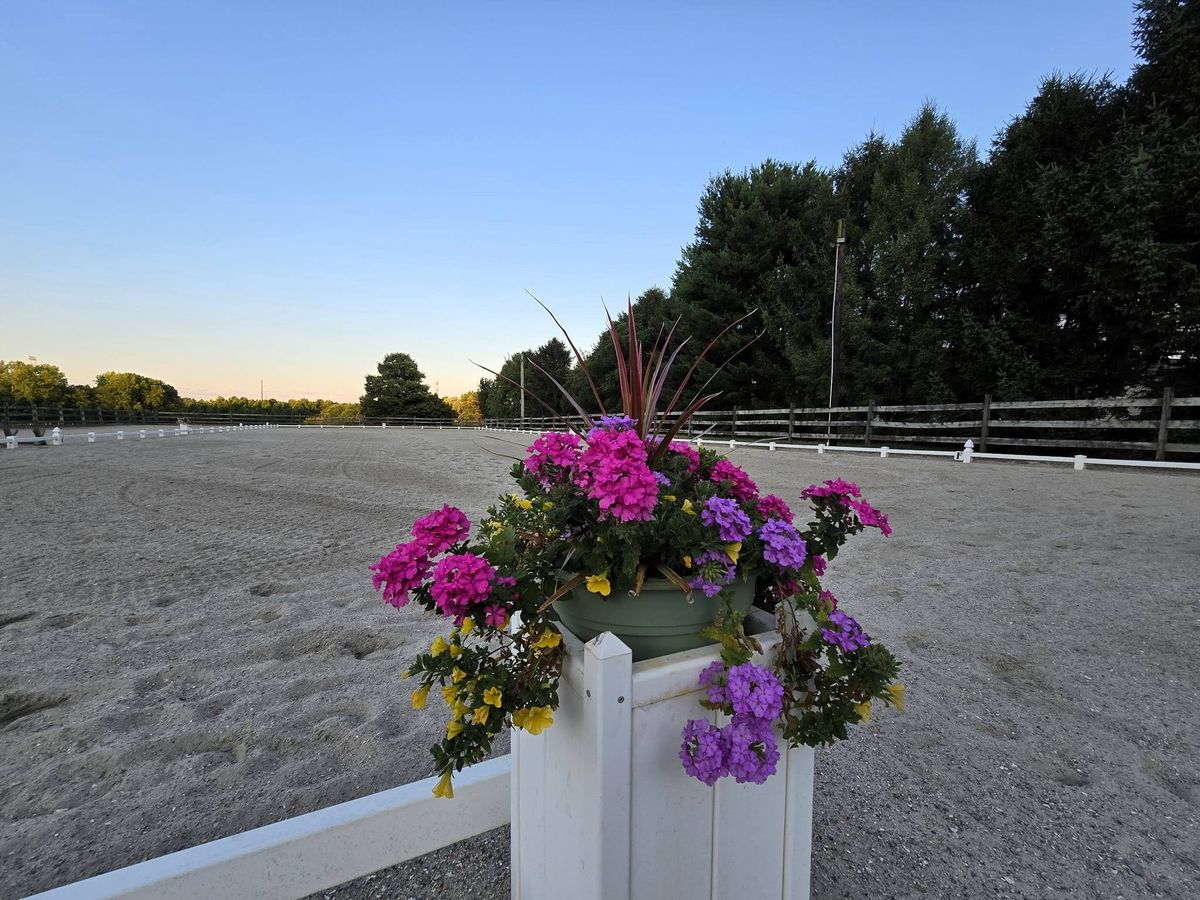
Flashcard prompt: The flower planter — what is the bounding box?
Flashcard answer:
[511,608,814,900]
[554,575,755,662]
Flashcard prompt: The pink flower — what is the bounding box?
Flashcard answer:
[524,432,582,486]
[430,553,496,619]
[411,505,471,555]
[667,441,700,473]
[709,459,759,503]
[800,478,861,500]
[483,603,510,627]
[811,554,827,576]
[369,541,433,608]
[758,494,793,523]
[846,497,892,537]
[574,429,658,523]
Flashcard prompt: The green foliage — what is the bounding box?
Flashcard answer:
[303,401,362,424]
[360,352,455,419]
[447,391,482,422]
[0,360,70,405]
[480,339,573,419]
[93,371,181,410]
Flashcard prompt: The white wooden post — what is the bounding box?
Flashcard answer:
[729,439,736,449]
[117,431,124,440]
[817,443,825,454]
[51,427,63,446]
[769,441,776,452]
[513,615,812,899]
[159,429,165,437]
[4,436,15,449]
[1073,455,1087,471]
[87,432,96,443]
[880,446,889,458]
[962,439,974,463]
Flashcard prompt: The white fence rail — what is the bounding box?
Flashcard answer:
[3,424,279,450]
[26,757,510,900]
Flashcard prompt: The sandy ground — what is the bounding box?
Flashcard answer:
[1,428,1197,900]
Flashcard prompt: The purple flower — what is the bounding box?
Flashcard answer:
[653,471,671,487]
[723,718,780,785]
[698,660,727,705]
[724,663,785,721]
[701,496,752,542]
[587,414,637,438]
[758,519,808,571]
[679,719,728,786]
[411,505,471,555]
[688,549,736,598]
[820,609,871,653]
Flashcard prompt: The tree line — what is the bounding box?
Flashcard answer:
[477,1,1199,416]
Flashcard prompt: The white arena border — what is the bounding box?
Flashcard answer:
[3,423,279,449]
[480,426,1200,473]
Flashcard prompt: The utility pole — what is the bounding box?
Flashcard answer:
[519,354,525,421]
[827,219,846,441]
[260,379,264,401]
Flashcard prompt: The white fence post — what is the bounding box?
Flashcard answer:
[139,430,146,439]
[159,429,165,437]
[117,431,124,440]
[880,446,889,458]
[816,443,825,455]
[4,435,15,449]
[769,441,776,452]
[961,439,974,463]
[51,427,63,446]
[1074,455,1087,471]
[87,432,96,443]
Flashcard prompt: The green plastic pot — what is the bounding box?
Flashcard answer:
[553,575,755,662]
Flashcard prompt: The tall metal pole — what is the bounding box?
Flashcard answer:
[827,219,846,441]
[519,354,525,421]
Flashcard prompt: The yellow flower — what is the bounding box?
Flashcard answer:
[430,636,450,657]
[854,701,872,723]
[486,520,504,534]
[517,497,533,510]
[725,542,742,563]
[441,684,458,705]
[483,686,503,708]
[432,769,454,799]
[451,667,467,684]
[472,705,490,725]
[586,573,611,596]
[452,699,469,720]
[681,499,695,516]
[533,626,563,649]
[411,686,429,710]
[402,670,410,679]
[886,683,906,713]
[662,494,677,502]
[459,616,475,636]
[542,501,554,511]
[446,719,464,739]
[449,643,462,657]
[683,555,692,569]
[514,705,554,735]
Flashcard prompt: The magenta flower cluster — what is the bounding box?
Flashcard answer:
[701,496,752,542]
[369,542,432,608]
[845,496,893,537]
[523,432,582,486]
[801,477,862,500]
[757,493,794,523]
[680,662,784,785]
[667,440,700,473]
[411,505,471,555]
[821,608,871,652]
[757,520,808,571]
[430,553,496,621]
[709,459,759,503]
[574,429,659,522]
[370,505,475,608]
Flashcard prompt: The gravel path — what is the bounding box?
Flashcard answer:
[1,428,1197,899]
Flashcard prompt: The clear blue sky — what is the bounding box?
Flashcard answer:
[1,1,1138,401]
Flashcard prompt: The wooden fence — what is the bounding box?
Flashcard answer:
[484,389,1200,461]
[0,404,467,429]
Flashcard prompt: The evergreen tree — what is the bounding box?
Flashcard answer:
[360,353,455,419]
